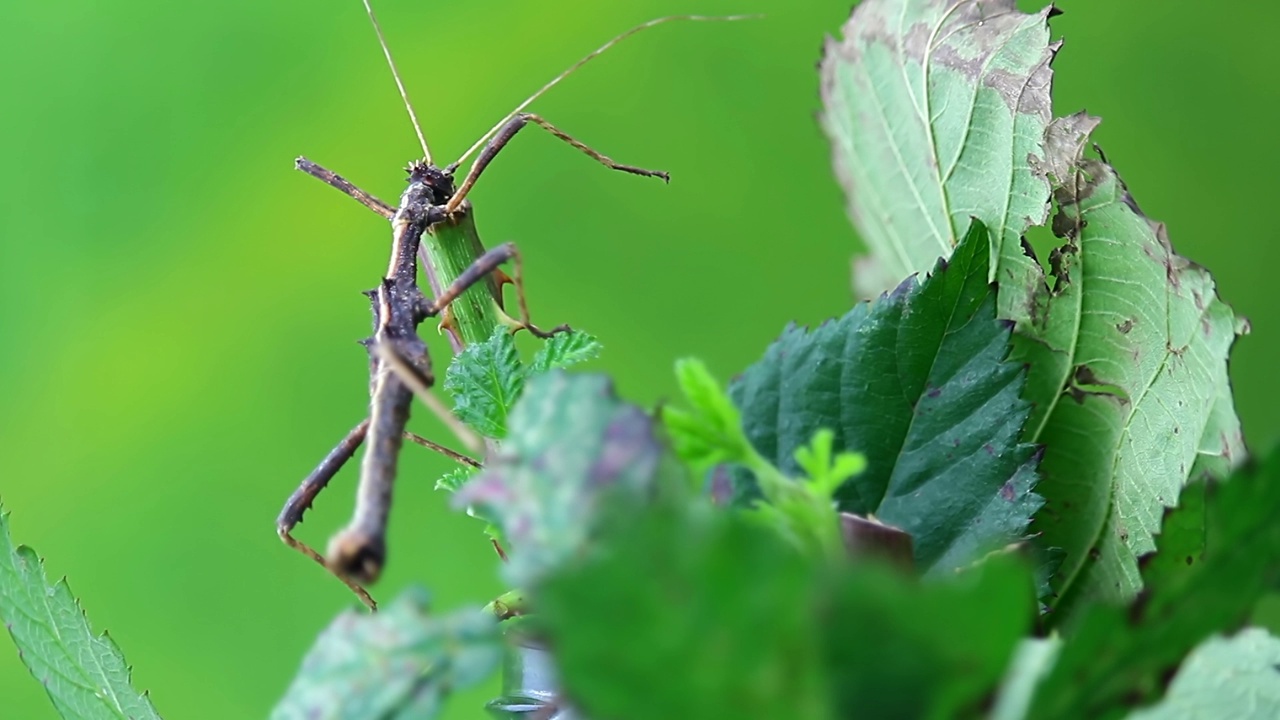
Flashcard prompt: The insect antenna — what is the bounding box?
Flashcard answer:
[450,14,761,172]
[360,0,432,163]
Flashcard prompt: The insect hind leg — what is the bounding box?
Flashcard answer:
[276,418,379,609]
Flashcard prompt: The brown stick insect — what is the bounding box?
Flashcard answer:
[275,1,752,608]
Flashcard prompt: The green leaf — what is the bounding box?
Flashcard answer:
[538,498,1035,720]
[1019,115,1247,612]
[527,330,602,375]
[541,504,830,720]
[819,0,1246,611]
[454,372,672,587]
[819,0,1056,306]
[444,326,524,438]
[434,465,477,494]
[822,555,1033,719]
[729,222,1041,576]
[1127,629,1280,720]
[1026,450,1280,719]
[0,504,161,720]
[272,588,501,720]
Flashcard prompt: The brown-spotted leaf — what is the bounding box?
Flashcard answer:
[1017,114,1247,613]
[820,0,1057,311]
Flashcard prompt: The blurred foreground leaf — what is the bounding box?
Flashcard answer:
[1026,450,1280,719]
[539,500,1034,719]
[454,372,672,587]
[819,0,1056,303]
[0,504,161,720]
[1127,629,1280,720]
[272,588,500,720]
[729,222,1041,575]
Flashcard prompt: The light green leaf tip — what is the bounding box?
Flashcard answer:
[0,504,161,720]
[794,429,867,498]
[664,359,854,558]
[527,330,602,375]
[435,466,477,494]
[662,358,756,476]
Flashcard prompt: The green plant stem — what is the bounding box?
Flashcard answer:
[420,205,509,353]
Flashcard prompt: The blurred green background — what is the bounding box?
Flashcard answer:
[1,0,1276,717]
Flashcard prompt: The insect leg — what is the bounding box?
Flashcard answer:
[295,157,396,219]
[276,418,378,609]
[419,241,569,339]
[444,112,668,214]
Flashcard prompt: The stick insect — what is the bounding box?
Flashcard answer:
[276,1,750,609]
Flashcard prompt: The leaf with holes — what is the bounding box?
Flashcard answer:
[729,222,1041,577]
[819,0,1056,307]
[0,504,161,720]
[1017,115,1246,613]
[818,0,1246,616]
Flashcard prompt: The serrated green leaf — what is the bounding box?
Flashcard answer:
[1127,629,1280,720]
[820,0,1247,613]
[527,330,602,375]
[0,504,161,720]
[444,326,524,438]
[819,0,1246,612]
[435,466,476,494]
[819,0,1055,306]
[729,223,1041,576]
[1018,115,1247,612]
[1026,449,1280,719]
[454,372,672,587]
[272,588,501,720]
[538,498,1035,720]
